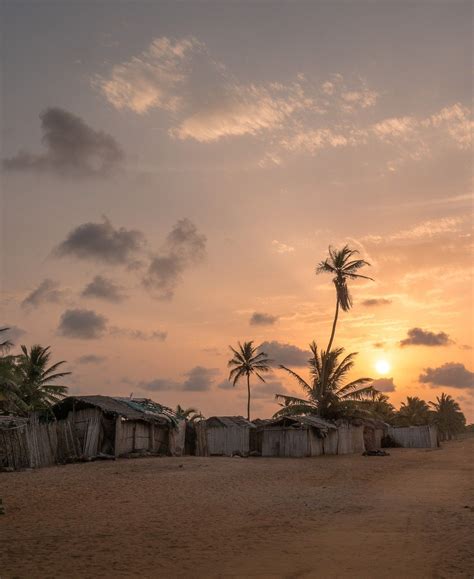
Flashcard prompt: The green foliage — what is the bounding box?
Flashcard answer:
[359,391,396,423]
[429,393,466,439]
[0,328,70,415]
[394,396,432,426]
[274,342,375,421]
[227,341,272,420]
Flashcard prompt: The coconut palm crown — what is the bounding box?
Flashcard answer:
[274,341,374,421]
[16,344,70,411]
[316,245,372,353]
[228,341,272,421]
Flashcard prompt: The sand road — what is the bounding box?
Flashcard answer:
[1,437,473,578]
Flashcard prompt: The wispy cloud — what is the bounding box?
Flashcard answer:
[94,37,199,113]
[22,279,64,309]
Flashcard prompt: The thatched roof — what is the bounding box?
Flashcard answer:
[53,396,178,426]
[206,416,255,429]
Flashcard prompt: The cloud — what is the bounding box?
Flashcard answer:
[272,240,295,253]
[81,275,127,303]
[361,298,392,307]
[371,116,418,141]
[281,127,366,154]
[58,308,108,339]
[21,279,63,309]
[3,108,124,177]
[172,83,302,142]
[249,312,278,326]
[419,363,474,389]
[140,378,180,392]
[143,218,206,299]
[250,380,290,400]
[371,377,396,392]
[428,103,473,150]
[400,327,452,347]
[182,366,220,392]
[1,325,26,343]
[55,217,145,265]
[76,354,107,365]
[94,37,199,114]
[259,341,310,366]
[217,380,235,390]
[141,365,219,393]
[109,327,167,341]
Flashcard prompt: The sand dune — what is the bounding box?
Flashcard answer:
[1,438,473,578]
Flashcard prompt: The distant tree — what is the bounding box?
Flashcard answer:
[360,391,396,423]
[16,345,70,412]
[395,396,431,426]
[275,342,374,421]
[0,327,26,415]
[429,393,466,440]
[228,341,272,421]
[175,404,203,421]
[316,245,373,354]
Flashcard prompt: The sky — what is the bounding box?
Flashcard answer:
[1,1,473,421]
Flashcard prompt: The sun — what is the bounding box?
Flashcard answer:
[375,359,391,375]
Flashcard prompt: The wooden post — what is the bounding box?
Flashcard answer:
[114,418,121,457]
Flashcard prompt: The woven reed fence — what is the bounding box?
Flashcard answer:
[1,415,81,470]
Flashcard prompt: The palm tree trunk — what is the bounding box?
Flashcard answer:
[246,373,251,421]
[326,296,339,354]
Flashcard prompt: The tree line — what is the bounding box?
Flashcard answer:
[1,245,468,441]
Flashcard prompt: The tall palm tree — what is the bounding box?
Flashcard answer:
[429,393,465,440]
[316,245,373,354]
[395,396,431,426]
[275,341,374,420]
[16,345,70,411]
[228,341,272,421]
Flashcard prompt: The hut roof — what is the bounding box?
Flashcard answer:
[205,416,256,429]
[270,415,337,434]
[53,396,178,425]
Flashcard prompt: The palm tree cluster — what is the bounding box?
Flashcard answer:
[393,393,465,438]
[0,327,70,415]
[275,342,373,420]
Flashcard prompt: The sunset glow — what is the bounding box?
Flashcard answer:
[375,360,391,376]
[1,2,472,422]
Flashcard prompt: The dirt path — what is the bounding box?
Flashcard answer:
[1,438,473,578]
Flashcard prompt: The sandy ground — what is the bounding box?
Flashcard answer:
[1,438,473,579]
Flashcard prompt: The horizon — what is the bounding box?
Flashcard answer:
[1,1,473,422]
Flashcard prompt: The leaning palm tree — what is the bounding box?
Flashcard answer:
[16,345,70,412]
[316,245,373,353]
[275,341,374,420]
[228,341,272,421]
[395,396,431,426]
[429,393,465,440]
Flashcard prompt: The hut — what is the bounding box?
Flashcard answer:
[53,396,184,458]
[386,425,438,448]
[260,415,337,457]
[195,416,255,456]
